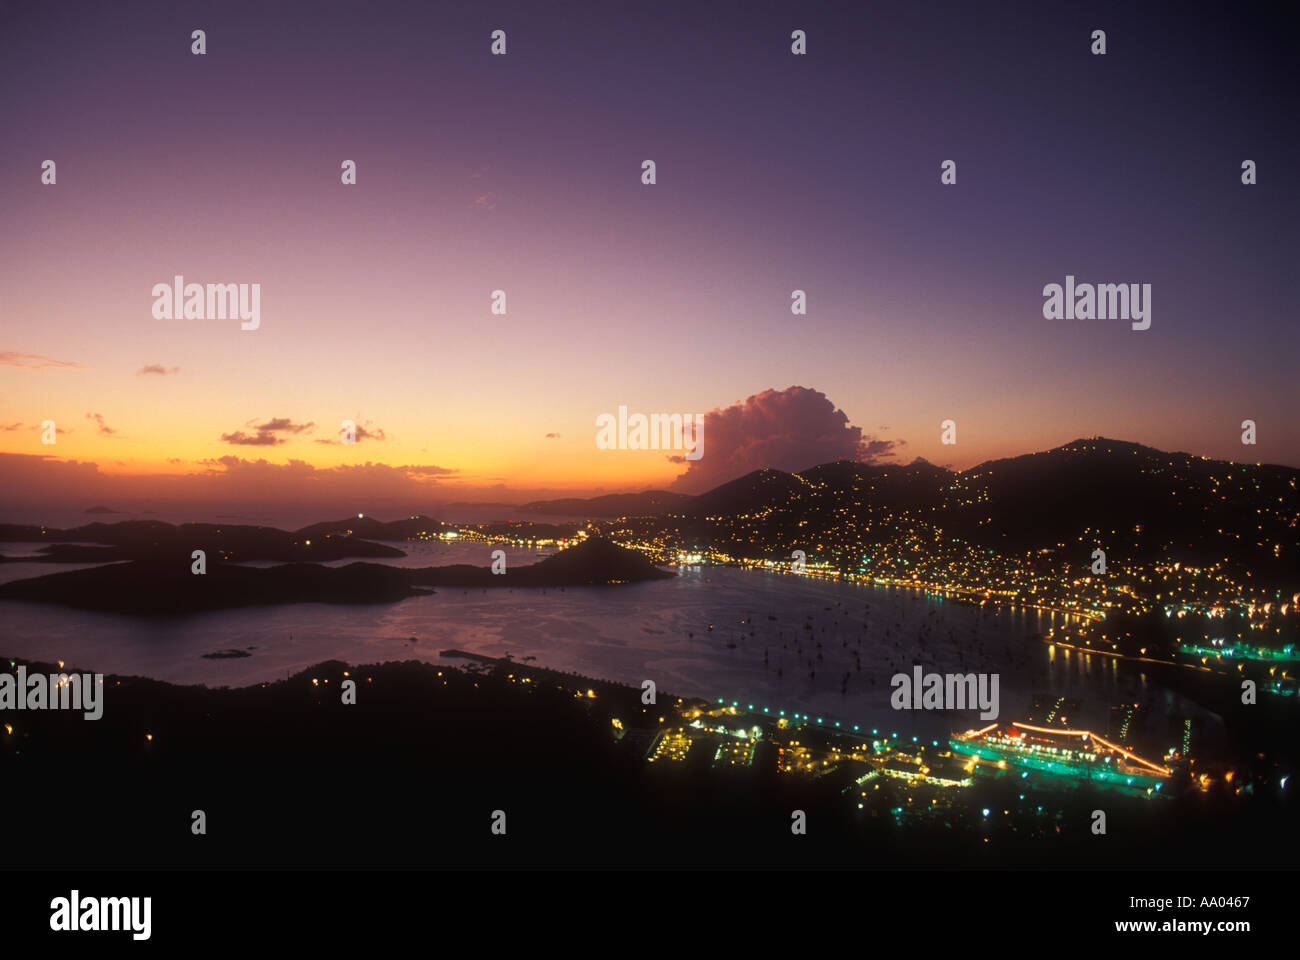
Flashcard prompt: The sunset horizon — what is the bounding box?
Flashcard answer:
[1,394,1295,522]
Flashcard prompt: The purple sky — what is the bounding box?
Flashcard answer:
[1,0,1296,515]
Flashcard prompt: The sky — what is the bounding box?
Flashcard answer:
[1,0,1297,517]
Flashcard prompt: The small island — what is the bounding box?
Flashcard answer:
[0,535,674,614]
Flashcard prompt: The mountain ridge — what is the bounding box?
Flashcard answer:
[519,437,1298,520]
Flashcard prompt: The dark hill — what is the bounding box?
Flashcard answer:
[0,519,404,563]
[685,468,807,516]
[520,490,692,518]
[590,437,1298,589]
[948,438,1298,569]
[294,515,446,542]
[0,536,673,614]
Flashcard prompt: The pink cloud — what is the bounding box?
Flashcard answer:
[0,351,84,370]
[669,385,901,493]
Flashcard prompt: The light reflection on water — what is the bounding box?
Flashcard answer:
[0,561,1219,739]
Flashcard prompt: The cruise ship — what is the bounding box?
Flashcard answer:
[950,721,1175,796]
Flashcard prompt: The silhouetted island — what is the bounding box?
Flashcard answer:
[0,518,405,563]
[0,536,673,614]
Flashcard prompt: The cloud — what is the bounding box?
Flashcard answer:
[402,464,457,476]
[221,430,282,446]
[0,454,105,501]
[86,412,118,436]
[2,422,22,431]
[137,364,180,376]
[192,456,459,497]
[314,420,387,444]
[252,418,314,435]
[0,451,629,513]
[668,386,903,493]
[545,432,561,439]
[860,437,905,458]
[221,417,315,446]
[0,351,84,370]
[467,167,497,209]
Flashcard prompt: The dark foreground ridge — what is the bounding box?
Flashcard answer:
[0,653,1293,869]
[0,536,674,614]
